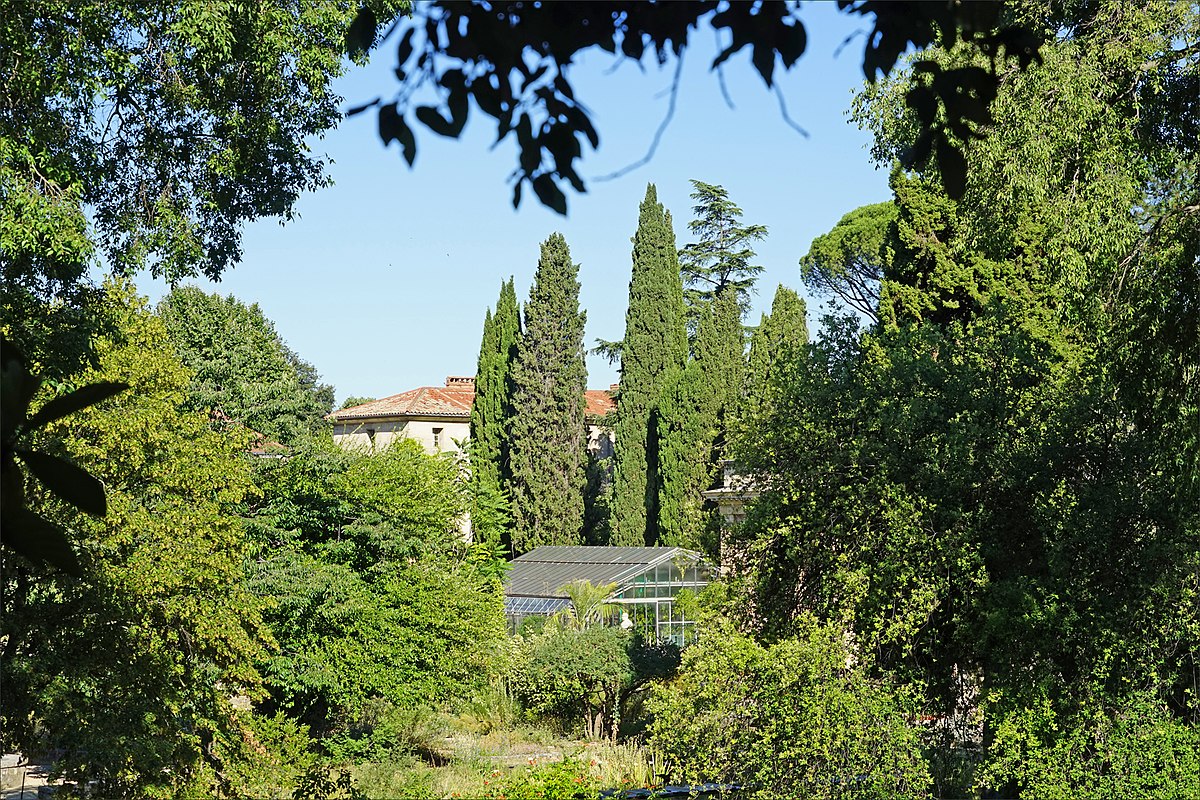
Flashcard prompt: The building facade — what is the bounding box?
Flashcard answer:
[328,376,615,457]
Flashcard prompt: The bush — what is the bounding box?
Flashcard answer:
[977,692,1200,799]
[481,758,601,800]
[647,617,930,799]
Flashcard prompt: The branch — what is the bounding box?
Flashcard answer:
[593,52,685,182]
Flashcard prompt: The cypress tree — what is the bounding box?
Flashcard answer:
[657,289,744,548]
[611,184,688,546]
[742,284,809,426]
[470,278,520,544]
[470,279,520,492]
[507,234,588,553]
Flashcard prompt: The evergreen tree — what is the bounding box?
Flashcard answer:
[156,286,334,446]
[611,185,688,546]
[469,278,520,543]
[507,235,588,553]
[657,290,745,549]
[678,180,768,324]
[742,284,809,425]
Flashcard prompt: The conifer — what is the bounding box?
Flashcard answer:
[611,185,688,545]
[657,290,744,548]
[678,180,768,326]
[507,234,588,553]
[470,279,520,542]
[742,284,809,426]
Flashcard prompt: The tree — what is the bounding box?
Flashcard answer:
[678,180,768,323]
[799,201,896,324]
[469,277,521,542]
[0,281,271,796]
[353,2,1042,212]
[656,290,745,550]
[611,185,689,546]
[2,0,410,286]
[247,435,507,749]
[157,286,334,446]
[741,283,809,428]
[735,2,1199,793]
[506,234,588,553]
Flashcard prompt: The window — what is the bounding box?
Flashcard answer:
[432,427,443,450]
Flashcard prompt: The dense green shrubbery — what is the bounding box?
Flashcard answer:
[648,617,930,799]
[978,693,1200,798]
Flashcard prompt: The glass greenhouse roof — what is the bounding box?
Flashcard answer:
[504,546,708,600]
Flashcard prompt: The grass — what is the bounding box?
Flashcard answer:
[350,718,659,799]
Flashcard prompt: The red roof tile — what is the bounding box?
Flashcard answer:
[585,389,616,417]
[329,385,476,421]
[329,378,616,422]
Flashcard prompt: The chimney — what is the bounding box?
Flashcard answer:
[446,376,476,387]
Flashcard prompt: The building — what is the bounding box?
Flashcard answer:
[504,545,713,645]
[328,376,616,457]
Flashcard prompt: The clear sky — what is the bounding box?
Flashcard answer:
[138,3,892,405]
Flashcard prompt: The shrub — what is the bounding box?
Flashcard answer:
[647,617,930,799]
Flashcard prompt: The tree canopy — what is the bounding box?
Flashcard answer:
[611,185,688,546]
[507,234,589,553]
[157,286,334,446]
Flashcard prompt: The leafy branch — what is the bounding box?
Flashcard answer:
[1,335,127,574]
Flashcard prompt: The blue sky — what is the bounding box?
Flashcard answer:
[138,3,892,404]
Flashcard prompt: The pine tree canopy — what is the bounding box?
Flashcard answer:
[679,180,768,322]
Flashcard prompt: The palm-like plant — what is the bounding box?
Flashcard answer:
[556,579,619,630]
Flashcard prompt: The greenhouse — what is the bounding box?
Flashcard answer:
[503,546,714,646]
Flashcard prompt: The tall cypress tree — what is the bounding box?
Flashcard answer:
[742,284,809,426]
[470,279,520,491]
[611,184,688,546]
[507,234,588,554]
[657,289,744,548]
[470,278,520,543]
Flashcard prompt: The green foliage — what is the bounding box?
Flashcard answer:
[657,291,743,550]
[0,282,271,796]
[507,234,589,553]
[511,626,678,741]
[734,3,1199,793]
[157,286,333,446]
[339,396,377,410]
[2,0,409,285]
[470,278,521,546]
[740,284,808,430]
[979,693,1200,799]
[678,180,767,323]
[556,580,619,630]
[611,185,688,546]
[648,618,930,799]
[247,435,507,749]
[481,758,601,800]
[800,201,895,323]
[0,335,127,574]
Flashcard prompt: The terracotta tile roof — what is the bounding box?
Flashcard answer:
[329,385,476,421]
[585,389,616,417]
[329,378,616,422]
